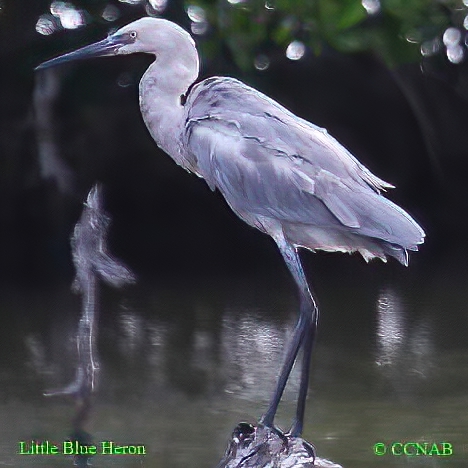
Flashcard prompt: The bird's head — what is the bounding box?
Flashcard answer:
[36,17,198,72]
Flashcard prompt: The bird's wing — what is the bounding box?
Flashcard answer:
[184,77,423,247]
[185,77,393,189]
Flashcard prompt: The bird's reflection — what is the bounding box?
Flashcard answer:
[44,184,134,466]
[221,312,300,401]
[376,287,406,367]
[375,286,434,396]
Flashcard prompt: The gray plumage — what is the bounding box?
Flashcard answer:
[183,76,424,266]
[36,17,424,265]
[36,17,425,441]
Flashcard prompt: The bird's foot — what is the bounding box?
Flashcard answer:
[216,421,342,468]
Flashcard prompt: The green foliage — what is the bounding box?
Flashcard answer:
[188,0,465,70]
[33,0,467,70]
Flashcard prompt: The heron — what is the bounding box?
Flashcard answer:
[36,17,425,437]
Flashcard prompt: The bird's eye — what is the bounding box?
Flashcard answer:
[129,31,137,39]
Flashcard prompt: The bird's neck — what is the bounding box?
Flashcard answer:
[139,58,198,169]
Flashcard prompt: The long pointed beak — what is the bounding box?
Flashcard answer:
[35,33,132,71]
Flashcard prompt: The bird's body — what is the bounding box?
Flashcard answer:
[182,76,423,265]
[36,17,424,438]
[127,17,423,266]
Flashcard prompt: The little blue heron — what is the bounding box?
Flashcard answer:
[36,17,425,437]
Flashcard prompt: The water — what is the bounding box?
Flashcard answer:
[0,255,466,467]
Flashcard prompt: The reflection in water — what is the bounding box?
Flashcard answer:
[376,287,405,367]
[146,321,169,377]
[119,311,144,354]
[408,318,433,379]
[4,265,467,466]
[113,303,299,408]
[58,184,134,398]
[375,286,435,398]
[221,312,299,402]
[25,334,53,376]
[39,185,135,466]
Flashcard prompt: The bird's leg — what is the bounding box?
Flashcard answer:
[260,238,318,436]
[289,298,317,437]
[282,244,318,437]
[261,310,307,428]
